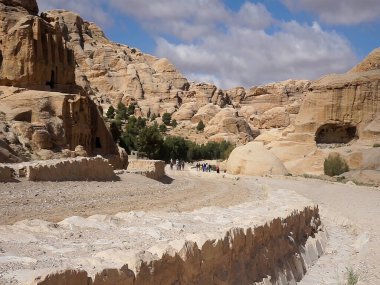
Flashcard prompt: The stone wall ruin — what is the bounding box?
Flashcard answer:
[25,156,116,181]
[127,159,166,180]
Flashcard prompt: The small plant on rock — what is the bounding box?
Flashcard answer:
[373,143,380,147]
[162,112,172,126]
[346,267,359,285]
[197,120,205,132]
[324,153,349,177]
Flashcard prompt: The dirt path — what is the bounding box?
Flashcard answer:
[0,169,255,225]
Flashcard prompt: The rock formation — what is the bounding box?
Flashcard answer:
[0,0,75,88]
[0,0,379,174]
[226,142,288,176]
[0,0,126,167]
[258,57,380,175]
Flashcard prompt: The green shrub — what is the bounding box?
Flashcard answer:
[346,267,359,285]
[197,120,205,132]
[162,112,172,126]
[106,105,115,119]
[373,143,380,147]
[159,123,167,133]
[324,154,349,176]
[171,119,178,128]
[116,102,128,121]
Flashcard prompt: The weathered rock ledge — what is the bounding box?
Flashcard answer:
[0,189,325,285]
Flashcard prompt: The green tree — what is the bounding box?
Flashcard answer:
[137,125,164,159]
[150,113,157,122]
[171,119,178,128]
[110,120,121,142]
[116,102,128,121]
[162,112,172,126]
[197,120,205,132]
[159,123,167,133]
[127,103,136,116]
[161,136,188,162]
[106,105,115,119]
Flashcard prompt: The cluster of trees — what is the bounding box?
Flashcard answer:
[106,105,233,161]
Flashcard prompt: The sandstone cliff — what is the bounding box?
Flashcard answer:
[0,0,125,167]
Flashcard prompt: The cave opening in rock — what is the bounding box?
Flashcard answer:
[0,50,3,69]
[315,123,357,144]
[95,137,102,149]
[46,70,55,88]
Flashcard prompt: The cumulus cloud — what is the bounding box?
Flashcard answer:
[282,0,380,25]
[154,4,357,88]
[36,0,358,88]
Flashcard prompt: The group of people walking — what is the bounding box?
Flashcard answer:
[170,159,185,170]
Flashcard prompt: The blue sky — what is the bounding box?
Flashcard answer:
[38,0,380,88]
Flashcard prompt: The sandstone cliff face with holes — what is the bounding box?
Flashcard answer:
[0,0,125,167]
[256,53,380,175]
[0,0,75,88]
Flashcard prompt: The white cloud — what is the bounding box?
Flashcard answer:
[155,11,357,88]
[282,0,380,25]
[36,0,358,89]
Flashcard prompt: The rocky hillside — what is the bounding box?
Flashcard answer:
[0,0,379,176]
[40,9,310,145]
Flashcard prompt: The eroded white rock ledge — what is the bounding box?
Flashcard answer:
[0,189,326,285]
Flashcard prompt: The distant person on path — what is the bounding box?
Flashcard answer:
[216,166,220,173]
[176,159,180,170]
[181,161,185,170]
[170,159,174,170]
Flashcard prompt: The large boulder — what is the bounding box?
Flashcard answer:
[226,142,288,176]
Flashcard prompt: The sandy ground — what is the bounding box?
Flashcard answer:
[0,167,379,284]
[0,169,254,225]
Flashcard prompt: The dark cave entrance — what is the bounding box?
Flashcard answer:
[315,123,357,144]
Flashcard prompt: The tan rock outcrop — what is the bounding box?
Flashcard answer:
[350,47,380,73]
[295,70,380,140]
[205,108,254,144]
[172,102,197,121]
[226,142,288,176]
[0,0,75,88]
[0,87,121,162]
[43,10,188,112]
[191,103,221,124]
